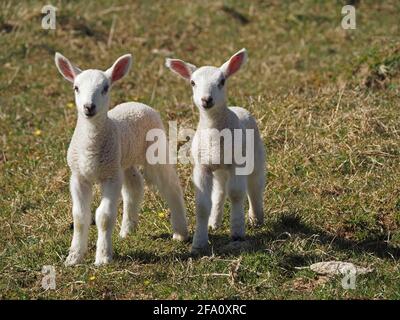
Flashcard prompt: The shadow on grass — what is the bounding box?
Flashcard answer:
[265,213,400,261]
[115,249,192,264]
[116,212,399,265]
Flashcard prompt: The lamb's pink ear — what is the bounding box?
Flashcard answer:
[55,52,81,83]
[220,48,248,79]
[105,54,132,84]
[165,58,196,80]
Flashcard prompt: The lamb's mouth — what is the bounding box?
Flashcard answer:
[202,103,214,109]
[84,110,96,117]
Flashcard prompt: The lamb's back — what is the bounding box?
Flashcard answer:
[109,102,164,168]
[229,106,265,166]
[229,106,258,131]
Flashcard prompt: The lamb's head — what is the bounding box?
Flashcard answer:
[55,53,132,119]
[165,48,247,112]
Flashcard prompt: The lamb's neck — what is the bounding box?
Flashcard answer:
[198,106,230,129]
[76,115,111,147]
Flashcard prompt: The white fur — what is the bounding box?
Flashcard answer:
[166,49,266,251]
[55,53,188,266]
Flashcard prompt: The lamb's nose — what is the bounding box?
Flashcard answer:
[201,96,214,108]
[83,103,96,116]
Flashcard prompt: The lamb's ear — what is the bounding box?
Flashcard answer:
[165,58,196,80]
[105,54,132,84]
[55,52,81,83]
[220,48,248,79]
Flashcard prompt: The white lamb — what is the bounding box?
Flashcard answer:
[55,53,188,266]
[166,48,266,252]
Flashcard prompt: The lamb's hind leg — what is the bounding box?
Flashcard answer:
[208,170,227,230]
[247,139,266,226]
[120,167,144,238]
[247,167,265,226]
[145,164,188,241]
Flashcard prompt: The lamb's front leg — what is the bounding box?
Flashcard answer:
[65,174,92,266]
[95,173,122,266]
[192,165,213,252]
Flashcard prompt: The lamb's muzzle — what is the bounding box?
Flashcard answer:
[83,103,96,117]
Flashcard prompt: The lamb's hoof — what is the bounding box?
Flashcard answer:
[65,251,85,266]
[190,247,209,256]
[249,217,264,228]
[173,232,189,242]
[119,223,138,239]
[190,244,211,256]
[119,230,129,239]
[208,222,221,231]
[94,254,113,266]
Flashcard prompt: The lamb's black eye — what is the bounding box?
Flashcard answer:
[102,84,109,95]
[190,80,195,87]
[218,78,225,89]
[74,86,79,93]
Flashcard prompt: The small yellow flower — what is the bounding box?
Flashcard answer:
[34,129,42,136]
[158,212,166,219]
[89,275,96,281]
[144,280,151,286]
[67,102,75,109]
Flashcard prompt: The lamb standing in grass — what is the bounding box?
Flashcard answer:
[55,53,188,266]
[165,49,266,252]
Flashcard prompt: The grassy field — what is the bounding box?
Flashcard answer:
[1,0,400,299]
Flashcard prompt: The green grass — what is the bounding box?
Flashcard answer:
[1,0,400,299]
